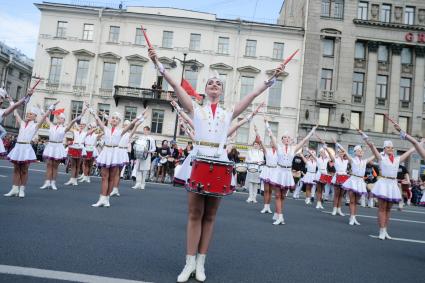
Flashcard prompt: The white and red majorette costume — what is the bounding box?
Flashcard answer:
[174,101,233,187]
[83,132,98,160]
[7,121,38,164]
[342,157,367,196]
[259,148,279,187]
[0,109,7,156]
[116,132,130,166]
[96,127,123,168]
[331,157,348,186]
[302,159,317,185]
[42,124,67,161]
[245,148,264,184]
[71,129,87,156]
[275,145,295,191]
[372,155,402,203]
[315,156,330,184]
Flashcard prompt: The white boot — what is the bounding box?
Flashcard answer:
[384,228,392,240]
[73,178,78,186]
[252,186,258,203]
[272,214,285,225]
[64,178,75,186]
[360,195,366,207]
[78,175,86,182]
[85,176,91,183]
[368,197,374,208]
[398,201,404,210]
[18,186,25,198]
[337,207,345,216]
[353,216,360,225]
[177,255,196,283]
[140,183,145,190]
[260,204,269,214]
[272,212,278,221]
[349,215,355,226]
[104,196,111,207]
[51,181,58,190]
[266,205,272,213]
[331,207,337,216]
[110,187,120,197]
[195,254,206,282]
[378,228,386,240]
[132,183,141,189]
[92,195,106,207]
[4,185,19,197]
[316,201,324,209]
[40,180,51,189]
[305,197,311,205]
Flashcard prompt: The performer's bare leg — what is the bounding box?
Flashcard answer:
[274,188,283,214]
[101,168,110,196]
[377,199,387,228]
[186,192,205,255]
[13,164,21,186]
[198,196,221,254]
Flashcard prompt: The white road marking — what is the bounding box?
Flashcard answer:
[0,264,153,283]
[322,211,425,224]
[0,174,6,177]
[369,235,425,244]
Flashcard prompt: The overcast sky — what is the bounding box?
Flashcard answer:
[0,0,283,58]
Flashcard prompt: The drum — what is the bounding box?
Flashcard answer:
[335,174,349,185]
[187,157,235,197]
[134,138,150,160]
[292,171,302,178]
[167,157,175,162]
[235,163,247,173]
[247,163,260,173]
[159,157,167,164]
[85,150,93,159]
[68,145,82,158]
[318,174,332,184]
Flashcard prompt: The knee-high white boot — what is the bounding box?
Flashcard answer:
[177,255,196,282]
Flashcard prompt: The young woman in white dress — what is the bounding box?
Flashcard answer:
[297,149,317,204]
[40,112,81,190]
[245,140,264,203]
[149,46,284,282]
[78,122,101,183]
[313,147,331,210]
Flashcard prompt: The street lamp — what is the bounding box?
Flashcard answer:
[171,53,199,140]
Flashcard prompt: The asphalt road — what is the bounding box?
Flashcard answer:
[0,160,424,283]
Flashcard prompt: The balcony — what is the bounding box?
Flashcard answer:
[113,85,177,107]
[98,88,113,98]
[73,85,86,96]
[401,64,413,74]
[352,95,363,104]
[354,58,366,69]
[316,90,336,106]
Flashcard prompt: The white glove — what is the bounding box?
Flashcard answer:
[136,114,145,121]
[157,62,165,75]
[48,104,56,111]
[264,77,276,88]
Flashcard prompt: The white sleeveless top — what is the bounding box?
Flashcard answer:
[306,160,317,173]
[277,145,295,167]
[351,156,367,177]
[317,157,329,174]
[17,121,38,142]
[48,125,65,143]
[334,157,348,174]
[118,132,130,148]
[103,127,122,147]
[84,133,97,146]
[265,148,278,167]
[73,130,87,145]
[247,148,264,163]
[380,155,400,178]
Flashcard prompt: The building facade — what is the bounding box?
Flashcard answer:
[280,0,425,177]
[31,2,304,155]
[0,42,33,133]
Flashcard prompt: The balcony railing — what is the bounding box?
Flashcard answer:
[114,85,176,101]
[99,88,113,98]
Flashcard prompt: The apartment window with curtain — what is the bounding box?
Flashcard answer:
[129,65,143,87]
[16,86,22,98]
[101,62,116,89]
[108,26,120,43]
[376,75,388,99]
[217,37,229,54]
[323,38,334,56]
[82,24,94,40]
[236,118,249,144]
[71,101,84,120]
[321,0,331,17]
[405,6,415,25]
[272,42,284,60]
[380,4,391,22]
[399,116,409,132]
[245,40,257,57]
[357,2,368,20]
[189,33,201,51]
[268,79,282,107]
[75,60,89,87]
[352,72,364,97]
[48,57,62,84]
[354,41,366,59]
[320,69,333,91]
[134,28,145,45]
[162,31,173,48]
[264,121,278,145]
[350,112,361,129]
[401,47,412,64]
[319,108,330,126]
[151,109,165,134]
[240,76,254,100]
[400,78,411,102]
[334,0,344,19]
[184,69,198,89]
[56,21,67,38]
[378,45,388,62]
[374,114,385,132]
[124,106,137,121]
[219,73,227,103]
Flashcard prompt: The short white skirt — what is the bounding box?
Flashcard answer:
[7,143,37,164]
[342,176,367,195]
[259,166,279,187]
[43,143,67,161]
[372,178,402,203]
[302,172,316,185]
[115,148,129,165]
[275,169,295,190]
[96,147,123,168]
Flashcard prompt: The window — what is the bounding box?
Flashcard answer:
[217,37,229,54]
[399,116,409,132]
[236,118,249,143]
[82,24,94,40]
[376,75,388,99]
[151,109,164,134]
[44,98,57,122]
[135,28,145,45]
[401,48,412,64]
[75,60,89,87]
[240,76,254,100]
[19,72,25,80]
[48,57,62,84]
[352,72,364,96]
[16,86,22,99]
[350,112,361,129]
[5,81,11,93]
[400,78,411,102]
[162,31,173,48]
[109,26,120,43]
[405,6,415,25]
[97,103,110,122]
[320,69,333,90]
[268,79,282,107]
[380,4,391,22]
[71,101,84,120]
[189,33,201,51]
[184,69,198,89]
[378,45,388,62]
[321,0,331,17]
[124,106,137,121]
[272,42,284,60]
[245,40,257,57]
[101,62,116,89]
[323,38,334,56]
[357,2,368,20]
[355,42,366,59]
[374,114,385,132]
[129,65,143,87]
[219,73,227,103]
[56,21,67,38]
[264,121,278,145]
[319,108,330,126]
[334,0,344,19]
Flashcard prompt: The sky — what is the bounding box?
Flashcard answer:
[0,0,284,59]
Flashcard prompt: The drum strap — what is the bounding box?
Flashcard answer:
[266,165,277,168]
[195,141,226,148]
[49,141,62,144]
[380,175,396,180]
[17,142,30,144]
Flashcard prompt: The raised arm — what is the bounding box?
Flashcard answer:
[297,150,308,164]
[171,100,194,129]
[129,121,142,139]
[227,102,264,137]
[254,124,267,154]
[36,101,59,129]
[392,122,425,160]
[89,107,106,130]
[359,129,381,161]
[294,125,318,153]
[264,117,278,150]
[2,96,26,118]
[148,48,193,115]
[122,108,148,135]
[331,137,353,163]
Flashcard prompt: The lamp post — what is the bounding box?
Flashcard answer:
[171,53,199,141]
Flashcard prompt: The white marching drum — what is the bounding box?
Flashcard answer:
[134,138,150,160]
[235,163,247,173]
[247,163,261,173]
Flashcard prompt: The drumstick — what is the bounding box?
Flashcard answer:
[141,25,153,49]
[383,113,397,125]
[267,49,299,81]
[30,78,42,92]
